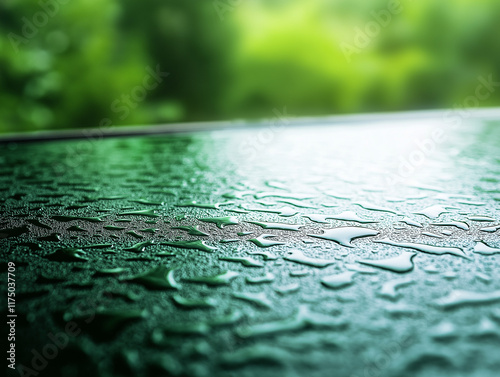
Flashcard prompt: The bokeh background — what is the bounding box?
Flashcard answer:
[1,0,500,134]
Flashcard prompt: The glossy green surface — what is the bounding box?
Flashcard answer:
[1,116,500,377]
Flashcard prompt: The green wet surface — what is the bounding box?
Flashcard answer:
[1,117,500,377]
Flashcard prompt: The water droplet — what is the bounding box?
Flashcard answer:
[302,214,331,224]
[467,215,495,222]
[428,320,458,340]
[473,241,500,255]
[67,225,87,232]
[246,273,275,284]
[354,202,398,214]
[308,226,379,247]
[232,291,272,309]
[457,200,485,206]
[219,256,264,267]
[399,217,423,228]
[290,269,309,277]
[378,278,415,300]
[118,209,159,218]
[162,240,216,253]
[37,233,61,242]
[321,271,356,289]
[126,230,144,239]
[172,225,209,236]
[238,231,253,236]
[385,303,421,317]
[94,267,127,276]
[130,199,164,205]
[176,200,232,209]
[479,224,500,233]
[275,283,300,295]
[414,205,456,219]
[44,248,88,262]
[124,240,155,253]
[255,192,314,200]
[241,205,298,217]
[434,289,500,309]
[186,270,239,285]
[199,216,239,228]
[430,221,469,231]
[51,215,106,222]
[373,238,468,259]
[284,249,335,268]
[249,234,285,248]
[210,310,245,327]
[139,228,158,234]
[475,272,492,284]
[358,251,416,273]
[422,232,443,238]
[323,191,351,200]
[124,265,180,289]
[155,310,243,338]
[172,294,216,309]
[470,317,500,339]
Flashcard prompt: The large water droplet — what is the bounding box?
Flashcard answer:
[124,265,180,289]
[358,251,416,273]
[249,234,285,248]
[434,289,500,309]
[219,256,264,267]
[284,249,335,268]
[374,238,467,258]
[321,271,356,289]
[308,226,379,247]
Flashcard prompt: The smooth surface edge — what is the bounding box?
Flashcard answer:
[1,107,500,144]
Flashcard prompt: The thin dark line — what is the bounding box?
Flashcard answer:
[1,107,499,144]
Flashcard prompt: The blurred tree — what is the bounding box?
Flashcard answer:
[0,0,499,134]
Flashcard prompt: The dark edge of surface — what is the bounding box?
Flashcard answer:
[1,107,500,144]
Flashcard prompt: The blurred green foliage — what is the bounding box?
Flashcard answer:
[1,0,499,133]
